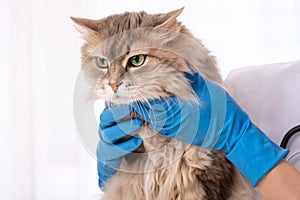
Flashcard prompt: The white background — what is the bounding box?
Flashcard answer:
[0,0,299,199]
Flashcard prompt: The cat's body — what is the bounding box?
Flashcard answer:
[72,8,254,200]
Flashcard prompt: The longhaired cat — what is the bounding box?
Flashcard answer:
[72,8,254,200]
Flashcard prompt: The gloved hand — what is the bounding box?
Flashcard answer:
[97,71,289,188]
[133,71,289,187]
[97,105,143,190]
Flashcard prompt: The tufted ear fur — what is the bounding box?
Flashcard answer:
[70,17,99,39]
[156,7,184,31]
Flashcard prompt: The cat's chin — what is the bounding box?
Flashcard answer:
[95,91,130,105]
[109,95,133,105]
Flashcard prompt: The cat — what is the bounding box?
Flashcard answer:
[72,8,254,200]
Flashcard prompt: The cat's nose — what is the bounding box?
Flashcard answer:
[108,82,118,92]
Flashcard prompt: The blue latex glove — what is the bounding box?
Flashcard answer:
[133,71,289,187]
[97,105,143,190]
[97,71,289,188]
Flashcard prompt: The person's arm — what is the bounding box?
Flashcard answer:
[257,160,300,200]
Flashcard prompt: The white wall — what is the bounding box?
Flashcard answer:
[0,0,299,199]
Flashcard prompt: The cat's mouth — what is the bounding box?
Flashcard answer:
[104,91,171,106]
[94,76,183,105]
[108,92,137,105]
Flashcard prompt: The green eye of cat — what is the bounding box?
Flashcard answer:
[129,54,146,67]
[95,57,109,69]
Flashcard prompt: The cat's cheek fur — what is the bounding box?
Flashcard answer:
[95,80,115,100]
[116,80,137,98]
[94,89,113,101]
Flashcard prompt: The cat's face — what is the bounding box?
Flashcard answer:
[72,8,218,104]
[90,44,193,105]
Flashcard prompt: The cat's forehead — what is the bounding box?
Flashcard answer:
[99,11,157,37]
[76,8,189,62]
[88,28,169,61]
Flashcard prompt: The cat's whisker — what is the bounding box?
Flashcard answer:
[161,97,176,123]
[136,93,166,127]
[136,91,170,125]
[128,96,138,128]
[133,94,154,123]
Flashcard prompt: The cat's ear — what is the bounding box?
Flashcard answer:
[156,7,184,31]
[70,17,99,39]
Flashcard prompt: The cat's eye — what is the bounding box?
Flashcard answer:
[128,54,146,67]
[95,57,109,69]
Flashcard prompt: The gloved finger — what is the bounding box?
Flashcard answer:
[98,136,143,161]
[131,101,151,122]
[100,104,133,127]
[136,96,178,111]
[133,97,176,121]
[133,97,183,132]
[100,118,142,143]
